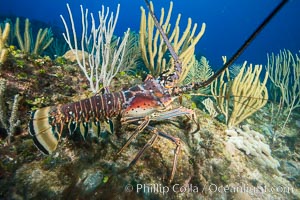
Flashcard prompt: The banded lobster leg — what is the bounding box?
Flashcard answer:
[128,125,182,183]
[118,107,196,154]
[117,107,196,182]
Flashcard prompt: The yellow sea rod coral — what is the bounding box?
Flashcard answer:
[0,22,10,64]
[212,61,268,127]
[139,1,206,82]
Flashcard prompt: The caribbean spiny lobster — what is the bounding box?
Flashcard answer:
[28,0,288,182]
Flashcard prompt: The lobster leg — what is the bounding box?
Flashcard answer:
[150,107,196,122]
[151,107,200,132]
[155,129,182,183]
[122,107,197,124]
[128,125,182,183]
[149,126,182,183]
[128,131,159,167]
[119,107,195,154]
[117,116,150,155]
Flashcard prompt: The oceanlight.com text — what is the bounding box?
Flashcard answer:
[124,183,294,196]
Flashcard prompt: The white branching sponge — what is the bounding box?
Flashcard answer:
[60,4,130,93]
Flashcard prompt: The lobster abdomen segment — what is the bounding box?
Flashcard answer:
[29,92,126,155]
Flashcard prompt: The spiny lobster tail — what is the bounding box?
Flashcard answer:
[29,106,59,155]
[29,92,126,154]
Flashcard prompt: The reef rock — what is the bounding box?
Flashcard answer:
[226,124,280,170]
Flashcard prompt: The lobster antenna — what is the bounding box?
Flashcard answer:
[143,0,183,77]
[144,0,288,92]
[193,0,289,89]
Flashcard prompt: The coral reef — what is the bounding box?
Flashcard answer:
[0,2,299,200]
[226,124,280,170]
[0,54,299,198]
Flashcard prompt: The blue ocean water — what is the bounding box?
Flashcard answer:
[0,0,299,69]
